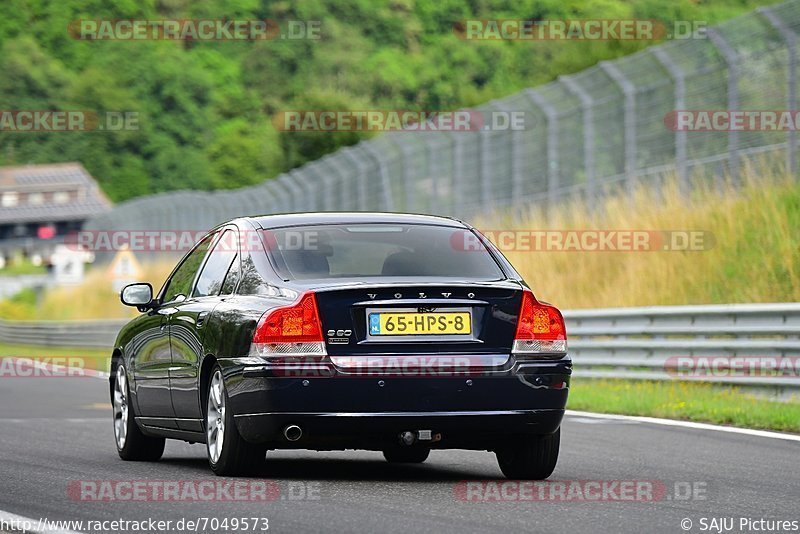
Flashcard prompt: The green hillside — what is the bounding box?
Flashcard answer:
[0,0,779,202]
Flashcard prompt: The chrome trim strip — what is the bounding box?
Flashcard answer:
[354,299,488,306]
[136,416,200,423]
[330,354,509,368]
[234,409,546,418]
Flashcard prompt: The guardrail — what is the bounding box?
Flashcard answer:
[1,303,798,391]
[565,303,800,390]
[0,318,125,349]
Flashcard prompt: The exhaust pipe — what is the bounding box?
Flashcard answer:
[284,424,302,442]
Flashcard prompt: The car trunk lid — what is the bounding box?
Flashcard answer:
[309,280,523,362]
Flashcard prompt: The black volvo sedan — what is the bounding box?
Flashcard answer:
[111,213,571,478]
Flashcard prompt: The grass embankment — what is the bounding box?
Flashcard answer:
[568,379,800,433]
[0,261,175,320]
[0,342,110,372]
[485,171,800,308]
[0,262,171,371]
[0,259,46,276]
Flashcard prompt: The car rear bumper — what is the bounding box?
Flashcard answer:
[219,357,571,450]
[233,408,565,450]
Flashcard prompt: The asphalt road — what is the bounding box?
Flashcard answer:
[1,374,798,534]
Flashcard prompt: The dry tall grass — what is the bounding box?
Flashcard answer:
[32,260,176,320]
[479,169,799,309]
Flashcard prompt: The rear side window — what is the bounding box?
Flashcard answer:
[220,254,240,295]
[264,224,505,280]
[162,233,215,303]
[194,230,238,297]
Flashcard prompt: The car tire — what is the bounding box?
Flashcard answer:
[206,365,266,476]
[113,364,166,461]
[382,447,430,463]
[495,428,560,480]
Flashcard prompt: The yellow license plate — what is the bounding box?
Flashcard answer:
[369,312,471,336]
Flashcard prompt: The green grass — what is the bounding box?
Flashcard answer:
[0,259,46,276]
[0,261,173,321]
[486,172,800,309]
[569,378,800,433]
[0,343,110,372]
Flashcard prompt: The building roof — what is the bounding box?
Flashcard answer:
[0,163,112,225]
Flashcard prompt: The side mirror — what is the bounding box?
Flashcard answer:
[120,283,155,311]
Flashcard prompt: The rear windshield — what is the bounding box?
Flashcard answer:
[264,223,505,280]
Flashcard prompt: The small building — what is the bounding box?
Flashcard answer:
[0,162,112,262]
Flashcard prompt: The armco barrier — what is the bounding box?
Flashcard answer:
[565,303,800,388]
[1,303,798,389]
[0,318,126,349]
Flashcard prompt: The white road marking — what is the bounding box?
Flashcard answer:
[565,416,636,425]
[0,357,109,379]
[0,418,106,423]
[566,410,800,442]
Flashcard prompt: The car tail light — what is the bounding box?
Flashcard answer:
[250,291,327,358]
[513,289,567,357]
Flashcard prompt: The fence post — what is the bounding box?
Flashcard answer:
[342,145,369,211]
[265,179,291,213]
[383,135,412,212]
[361,141,395,211]
[303,163,330,211]
[523,88,560,211]
[652,47,689,197]
[492,100,524,204]
[451,131,465,216]
[600,61,637,197]
[559,75,596,207]
[707,28,740,186]
[479,104,499,214]
[278,174,304,212]
[394,139,416,212]
[289,169,317,212]
[324,154,353,211]
[758,6,798,179]
[425,135,441,206]
[314,157,335,211]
